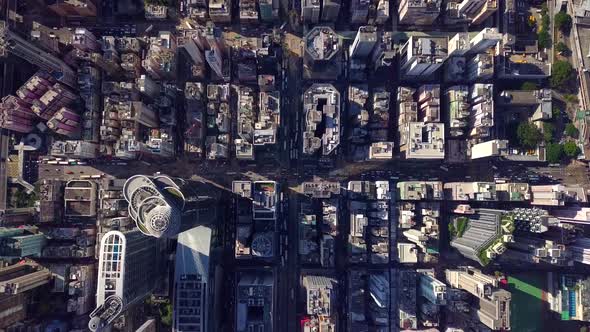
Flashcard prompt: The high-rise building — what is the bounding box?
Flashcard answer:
[206,47,228,81]
[173,226,218,332]
[450,209,508,265]
[137,75,161,99]
[418,270,447,305]
[124,174,218,238]
[350,0,370,23]
[47,107,81,137]
[184,0,208,20]
[235,272,274,332]
[0,263,51,295]
[209,0,232,23]
[369,272,389,309]
[458,0,498,25]
[73,28,100,52]
[31,83,77,121]
[0,293,27,329]
[0,228,47,258]
[16,71,56,105]
[398,0,442,25]
[468,28,501,55]
[259,0,279,21]
[50,140,98,159]
[301,0,321,23]
[350,26,377,59]
[0,95,36,133]
[448,32,470,57]
[466,53,494,82]
[570,237,590,265]
[371,31,395,73]
[302,84,341,158]
[129,101,159,128]
[304,26,343,80]
[303,275,336,316]
[445,267,511,330]
[239,0,259,23]
[399,36,448,79]
[322,0,341,21]
[89,230,163,332]
[0,21,77,87]
[123,175,185,238]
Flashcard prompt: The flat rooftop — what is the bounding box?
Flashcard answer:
[305,26,341,61]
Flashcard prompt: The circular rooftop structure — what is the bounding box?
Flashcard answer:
[251,232,273,257]
[123,175,184,238]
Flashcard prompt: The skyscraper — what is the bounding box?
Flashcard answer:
[445,267,511,330]
[417,270,447,305]
[570,237,590,265]
[322,0,341,22]
[303,275,336,316]
[89,230,163,331]
[173,226,218,332]
[458,0,498,25]
[0,21,77,87]
[301,0,321,23]
[259,0,279,21]
[450,209,508,265]
[468,28,501,55]
[349,26,377,59]
[235,272,274,332]
[398,0,442,25]
[399,36,448,79]
[124,174,219,238]
[0,96,37,133]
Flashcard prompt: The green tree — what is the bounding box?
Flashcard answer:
[538,30,551,49]
[546,143,564,163]
[555,11,572,33]
[555,41,569,54]
[521,81,538,90]
[565,123,579,137]
[517,122,542,149]
[542,13,550,31]
[543,122,555,142]
[160,302,173,326]
[541,3,548,17]
[552,107,561,119]
[551,60,574,87]
[448,223,456,237]
[564,141,581,157]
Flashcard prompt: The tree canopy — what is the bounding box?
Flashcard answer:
[555,11,572,33]
[565,123,579,138]
[546,143,563,163]
[517,122,542,149]
[555,41,569,54]
[551,60,574,87]
[543,122,555,143]
[564,141,580,157]
[538,30,551,49]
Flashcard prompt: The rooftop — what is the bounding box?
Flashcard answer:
[302,84,341,156]
[401,122,445,159]
[305,26,341,61]
[64,180,97,217]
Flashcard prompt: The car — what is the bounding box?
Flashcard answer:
[66,171,74,174]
